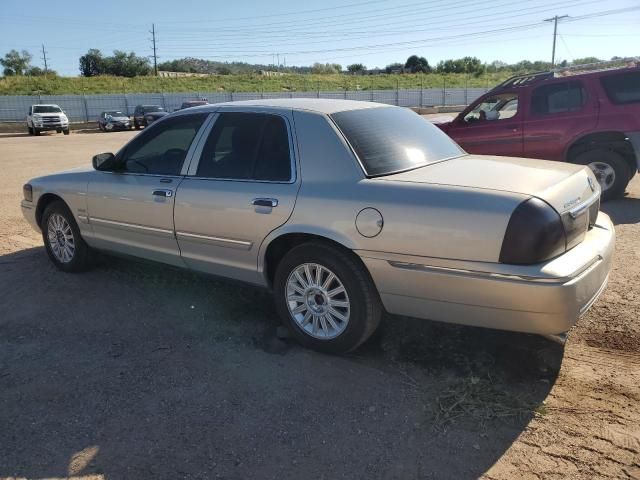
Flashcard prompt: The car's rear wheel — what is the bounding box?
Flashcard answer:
[41,201,92,273]
[274,241,382,353]
[574,149,630,201]
[134,120,141,130]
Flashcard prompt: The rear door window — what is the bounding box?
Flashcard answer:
[531,81,586,114]
[601,71,640,104]
[195,112,292,182]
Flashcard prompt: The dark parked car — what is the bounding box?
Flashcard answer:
[176,100,209,111]
[436,60,640,200]
[133,105,168,129]
[97,111,132,132]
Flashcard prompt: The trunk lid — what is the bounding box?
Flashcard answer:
[382,154,598,214]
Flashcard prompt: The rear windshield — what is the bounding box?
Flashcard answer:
[331,107,463,176]
[106,111,125,116]
[33,105,61,113]
[143,106,164,112]
[601,71,640,105]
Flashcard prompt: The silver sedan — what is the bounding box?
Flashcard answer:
[21,99,615,353]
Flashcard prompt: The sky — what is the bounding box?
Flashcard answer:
[0,0,639,76]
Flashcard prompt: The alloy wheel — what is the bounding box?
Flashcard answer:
[286,263,351,340]
[47,213,75,263]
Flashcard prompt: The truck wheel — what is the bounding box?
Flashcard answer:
[574,149,630,201]
[134,121,141,130]
[41,201,93,273]
[273,241,382,354]
[28,126,33,135]
[34,128,41,136]
[63,129,70,135]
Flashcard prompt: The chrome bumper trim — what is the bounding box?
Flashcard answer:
[388,257,602,284]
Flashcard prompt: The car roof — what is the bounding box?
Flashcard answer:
[32,104,60,107]
[210,98,390,114]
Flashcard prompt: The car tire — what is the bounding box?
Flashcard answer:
[28,126,33,135]
[63,129,70,135]
[34,128,41,136]
[274,241,382,354]
[134,121,141,130]
[41,201,93,273]
[574,149,630,201]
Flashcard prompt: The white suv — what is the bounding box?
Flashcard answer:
[27,104,69,136]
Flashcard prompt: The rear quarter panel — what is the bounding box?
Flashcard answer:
[259,110,527,272]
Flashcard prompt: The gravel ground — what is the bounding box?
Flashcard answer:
[0,130,639,480]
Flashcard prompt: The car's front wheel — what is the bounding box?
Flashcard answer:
[42,201,93,272]
[274,241,382,353]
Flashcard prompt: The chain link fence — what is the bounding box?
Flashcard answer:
[0,87,489,123]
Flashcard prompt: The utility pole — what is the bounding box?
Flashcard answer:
[150,23,158,76]
[41,44,49,74]
[544,15,569,67]
[277,53,280,70]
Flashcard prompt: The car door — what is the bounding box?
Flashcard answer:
[86,113,210,266]
[523,79,597,161]
[446,91,524,156]
[174,110,299,284]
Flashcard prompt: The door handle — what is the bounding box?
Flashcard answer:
[252,198,278,208]
[153,189,173,198]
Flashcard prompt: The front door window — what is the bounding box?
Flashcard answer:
[464,93,519,123]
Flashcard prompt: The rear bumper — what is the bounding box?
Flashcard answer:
[358,212,615,335]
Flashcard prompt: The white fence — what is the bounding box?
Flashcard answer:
[0,87,488,123]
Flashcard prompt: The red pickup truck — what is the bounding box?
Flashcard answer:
[436,61,640,200]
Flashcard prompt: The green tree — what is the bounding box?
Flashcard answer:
[572,57,602,65]
[347,63,366,74]
[384,62,404,73]
[104,50,151,77]
[79,49,104,77]
[404,55,431,73]
[311,62,342,74]
[1,49,32,76]
[26,66,56,76]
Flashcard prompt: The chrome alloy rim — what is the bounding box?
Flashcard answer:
[47,213,75,263]
[286,263,350,340]
[588,161,615,191]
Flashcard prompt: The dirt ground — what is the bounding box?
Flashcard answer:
[0,130,639,480]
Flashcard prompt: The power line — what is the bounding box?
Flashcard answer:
[156,0,389,24]
[156,0,600,51]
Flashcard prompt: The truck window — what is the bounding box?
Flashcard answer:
[601,71,640,105]
[531,81,585,114]
[463,93,519,122]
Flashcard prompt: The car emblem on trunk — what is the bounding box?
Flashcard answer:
[588,176,596,192]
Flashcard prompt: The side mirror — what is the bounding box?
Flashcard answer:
[92,152,118,171]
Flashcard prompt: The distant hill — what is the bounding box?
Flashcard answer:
[157,58,311,75]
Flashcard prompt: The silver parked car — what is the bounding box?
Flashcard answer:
[21,99,615,353]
